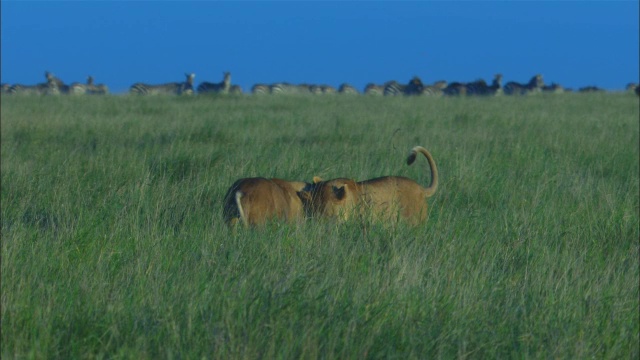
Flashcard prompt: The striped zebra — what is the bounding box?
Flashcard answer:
[541,82,564,94]
[364,82,387,95]
[44,71,66,94]
[130,73,195,95]
[229,85,243,95]
[310,84,336,94]
[442,81,468,96]
[419,80,447,96]
[384,77,424,96]
[270,82,310,95]
[251,83,270,95]
[309,84,323,94]
[338,83,359,95]
[466,74,503,96]
[68,77,89,95]
[577,86,604,93]
[504,74,544,95]
[45,71,64,87]
[86,76,109,95]
[8,83,52,95]
[197,72,231,94]
[9,75,59,95]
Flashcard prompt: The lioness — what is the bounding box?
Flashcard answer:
[299,146,438,225]
[222,177,308,227]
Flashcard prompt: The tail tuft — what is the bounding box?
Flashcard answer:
[407,151,417,165]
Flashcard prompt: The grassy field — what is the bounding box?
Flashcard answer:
[2,93,638,358]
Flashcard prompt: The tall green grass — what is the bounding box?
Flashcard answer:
[2,93,638,358]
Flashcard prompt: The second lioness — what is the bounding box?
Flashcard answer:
[299,146,438,225]
[222,177,308,227]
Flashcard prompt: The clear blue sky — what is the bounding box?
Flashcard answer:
[2,1,638,93]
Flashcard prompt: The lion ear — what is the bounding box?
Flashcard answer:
[332,185,346,200]
[313,176,323,184]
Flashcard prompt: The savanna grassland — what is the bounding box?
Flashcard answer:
[1,93,638,359]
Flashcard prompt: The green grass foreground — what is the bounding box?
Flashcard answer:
[2,93,638,358]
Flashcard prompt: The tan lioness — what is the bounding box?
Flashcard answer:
[299,146,438,225]
[222,177,308,227]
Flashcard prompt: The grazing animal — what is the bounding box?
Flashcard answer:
[8,82,51,95]
[419,80,447,97]
[130,73,195,95]
[364,82,385,95]
[251,83,270,95]
[270,82,311,95]
[542,82,564,94]
[9,72,59,95]
[86,76,109,94]
[384,76,425,96]
[299,146,439,225]
[1,83,11,94]
[229,84,243,95]
[504,74,544,95]
[442,81,468,96]
[338,83,359,95]
[197,71,231,94]
[308,84,337,94]
[466,74,503,96]
[45,71,67,94]
[68,80,88,95]
[222,178,308,227]
[578,86,605,93]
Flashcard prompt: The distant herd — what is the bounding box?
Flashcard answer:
[2,71,639,96]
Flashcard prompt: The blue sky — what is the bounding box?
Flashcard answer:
[2,1,638,93]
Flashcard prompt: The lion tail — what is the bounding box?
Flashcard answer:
[235,191,249,227]
[407,146,439,197]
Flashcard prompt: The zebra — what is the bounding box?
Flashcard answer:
[1,83,10,94]
[322,85,337,94]
[68,77,89,95]
[229,85,243,95]
[577,86,605,93]
[44,71,63,86]
[338,83,359,95]
[309,84,324,94]
[86,76,109,95]
[197,72,231,94]
[310,84,336,94]
[44,71,67,94]
[384,77,424,96]
[504,74,544,95]
[8,83,51,95]
[270,82,310,95]
[442,81,468,96]
[9,73,59,95]
[251,83,270,95]
[364,82,386,95]
[419,80,447,97]
[466,74,503,96]
[130,73,195,95]
[541,82,564,94]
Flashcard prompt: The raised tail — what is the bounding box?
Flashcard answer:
[235,191,249,227]
[407,146,439,197]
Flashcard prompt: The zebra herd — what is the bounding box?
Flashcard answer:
[2,71,109,95]
[2,71,639,96]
